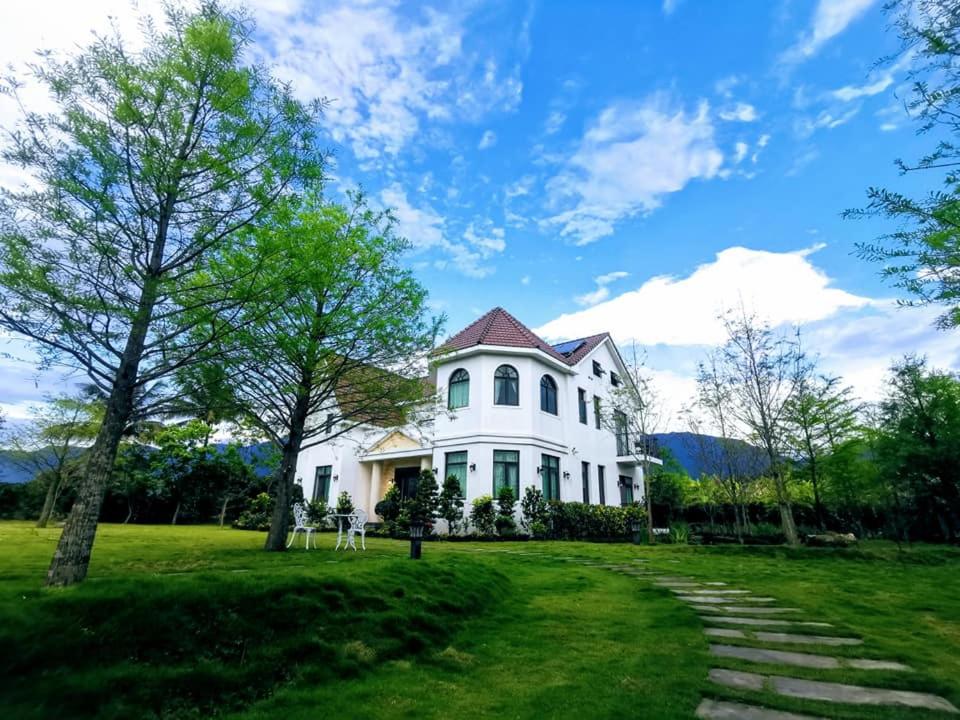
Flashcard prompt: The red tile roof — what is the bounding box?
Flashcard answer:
[439,307,609,367]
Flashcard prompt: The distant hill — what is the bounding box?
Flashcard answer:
[652,432,769,479]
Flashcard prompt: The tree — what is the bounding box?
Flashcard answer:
[600,343,664,543]
[408,469,440,528]
[874,355,960,540]
[0,3,323,585]
[716,309,806,545]
[438,475,465,535]
[1,396,102,527]
[210,191,441,552]
[846,0,960,329]
[783,369,860,529]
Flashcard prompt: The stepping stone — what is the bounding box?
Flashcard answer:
[754,631,861,646]
[677,595,776,604]
[705,628,747,640]
[686,589,751,595]
[654,576,695,582]
[710,644,906,671]
[702,616,832,628]
[709,668,766,691]
[772,675,957,713]
[696,698,826,720]
[703,581,728,586]
[704,606,799,614]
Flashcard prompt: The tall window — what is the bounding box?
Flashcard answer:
[619,475,634,506]
[593,396,602,429]
[610,371,621,387]
[493,450,520,496]
[494,365,519,406]
[578,388,588,424]
[615,409,629,455]
[592,360,603,376]
[598,465,606,505]
[540,374,558,414]
[313,465,332,502]
[581,461,590,504]
[445,451,468,495]
[448,368,470,409]
[541,454,560,501]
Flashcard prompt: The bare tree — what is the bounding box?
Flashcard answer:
[600,343,665,543]
[716,308,807,545]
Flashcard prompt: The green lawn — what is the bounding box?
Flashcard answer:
[0,522,958,719]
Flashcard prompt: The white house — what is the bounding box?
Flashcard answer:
[295,307,660,523]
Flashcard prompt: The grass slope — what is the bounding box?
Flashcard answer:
[1,523,958,719]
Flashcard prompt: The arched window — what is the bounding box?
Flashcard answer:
[494,364,519,406]
[448,368,470,409]
[540,374,558,415]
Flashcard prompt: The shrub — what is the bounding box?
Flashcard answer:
[669,521,690,545]
[470,495,496,536]
[233,492,273,531]
[408,469,440,527]
[336,491,354,515]
[306,500,329,526]
[375,484,402,523]
[438,475,465,535]
[495,487,517,536]
[520,486,547,532]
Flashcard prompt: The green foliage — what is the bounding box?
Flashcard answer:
[546,501,644,540]
[375,483,403,524]
[306,500,329,526]
[846,0,960,329]
[470,495,497,536]
[874,356,960,540]
[494,486,517,536]
[408,469,440,526]
[669,521,690,545]
[234,492,273,531]
[336,491,354,516]
[520,486,548,532]
[438,475,465,534]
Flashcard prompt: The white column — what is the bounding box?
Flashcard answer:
[368,462,382,519]
[420,455,431,472]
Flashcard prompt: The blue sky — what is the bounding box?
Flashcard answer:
[1,0,958,428]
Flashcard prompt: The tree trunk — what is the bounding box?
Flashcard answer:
[264,373,313,551]
[45,273,159,587]
[643,460,655,544]
[36,476,59,528]
[773,471,799,545]
[219,495,230,527]
[123,501,133,525]
[171,501,181,525]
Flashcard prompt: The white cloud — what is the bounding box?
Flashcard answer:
[536,244,873,346]
[575,270,630,306]
[780,0,877,65]
[520,275,531,285]
[733,142,749,164]
[464,223,506,256]
[786,148,821,176]
[478,129,497,149]
[831,75,893,101]
[543,94,724,245]
[381,184,498,278]
[544,110,567,135]
[718,102,758,122]
[796,107,860,137]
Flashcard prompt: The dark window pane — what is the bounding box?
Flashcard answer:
[540,374,557,414]
[445,451,468,495]
[494,365,519,406]
[581,461,590,503]
[598,465,606,505]
[541,454,560,501]
[578,388,587,424]
[448,369,470,409]
[313,466,332,503]
[493,450,520,496]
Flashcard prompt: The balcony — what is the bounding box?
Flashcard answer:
[615,433,660,461]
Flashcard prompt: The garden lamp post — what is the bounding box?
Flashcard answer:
[630,519,643,545]
[409,522,424,560]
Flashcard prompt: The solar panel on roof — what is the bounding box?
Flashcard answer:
[552,339,586,357]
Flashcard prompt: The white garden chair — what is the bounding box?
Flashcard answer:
[287,502,317,549]
[345,509,368,551]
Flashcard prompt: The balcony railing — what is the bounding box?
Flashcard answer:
[615,433,660,459]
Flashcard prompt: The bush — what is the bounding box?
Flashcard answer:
[521,486,547,531]
[408,470,440,527]
[495,486,517,536]
[375,484,402,523]
[336,491,354,515]
[438,475,465,535]
[306,499,329,526]
[470,495,496,536]
[233,492,273,531]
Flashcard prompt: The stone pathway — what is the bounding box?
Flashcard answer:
[552,552,959,719]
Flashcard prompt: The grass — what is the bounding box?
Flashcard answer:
[0,522,958,719]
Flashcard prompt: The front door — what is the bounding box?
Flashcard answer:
[394,466,421,501]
